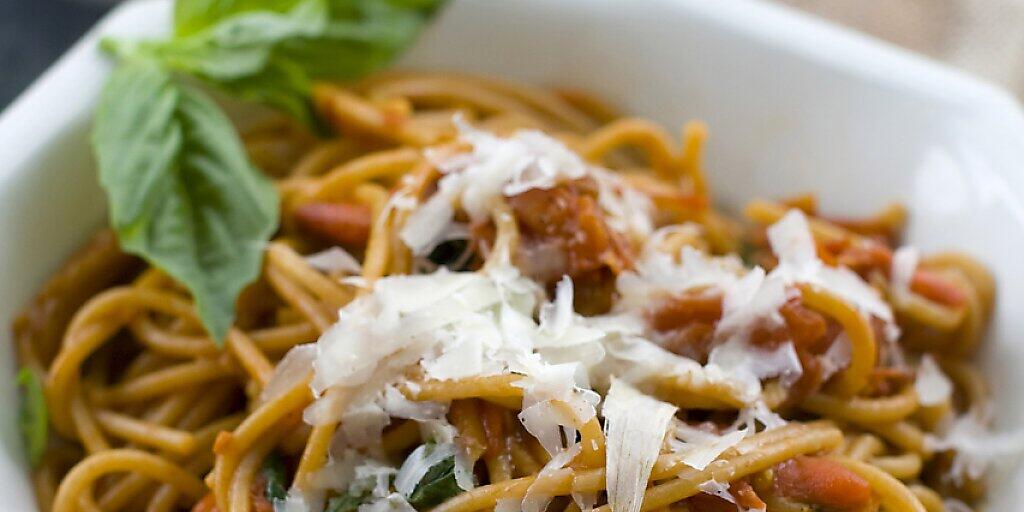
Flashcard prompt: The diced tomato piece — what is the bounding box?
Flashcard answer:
[774,456,871,511]
[294,202,372,247]
[780,301,828,352]
[504,178,635,314]
[910,269,967,307]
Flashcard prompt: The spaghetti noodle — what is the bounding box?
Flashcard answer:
[15,71,1015,512]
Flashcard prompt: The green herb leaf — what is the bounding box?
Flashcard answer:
[261,452,288,503]
[109,0,445,124]
[16,368,48,467]
[407,454,461,509]
[174,0,306,36]
[92,59,279,344]
[326,490,368,512]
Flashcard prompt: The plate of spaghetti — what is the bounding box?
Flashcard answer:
[5,1,1024,512]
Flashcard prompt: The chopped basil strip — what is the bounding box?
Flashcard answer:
[16,368,48,467]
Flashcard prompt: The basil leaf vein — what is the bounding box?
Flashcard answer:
[92,59,278,344]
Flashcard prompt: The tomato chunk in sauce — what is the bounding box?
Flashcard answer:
[649,291,837,401]
[773,456,872,511]
[501,178,634,313]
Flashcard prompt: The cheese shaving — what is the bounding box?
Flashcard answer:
[697,479,734,502]
[603,379,678,512]
[915,354,953,406]
[891,246,919,301]
[671,422,748,470]
[669,401,784,470]
[768,209,895,328]
[305,246,362,274]
[261,344,315,403]
[928,407,1024,482]
[401,115,652,256]
[521,442,581,512]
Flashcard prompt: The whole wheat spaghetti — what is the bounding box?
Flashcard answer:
[16,71,1011,512]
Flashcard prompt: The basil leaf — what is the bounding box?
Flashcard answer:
[108,0,445,124]
[175,0,306,36]
[407,455,461,509]
[16,368,47,467]
[261,452,288,503]
[114,0,328,82]
[92,59,279,344]
[215,56,316,126]
[326,491,368,512]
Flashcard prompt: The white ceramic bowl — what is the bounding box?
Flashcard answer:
[3,0,1024,509]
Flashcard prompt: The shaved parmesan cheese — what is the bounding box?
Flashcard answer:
[671,422,748,470]
[522,442,581,512]
[399,193,455,255]
[592,168,654,238]
[261,344,315,403]
[380,385,446,421]
[741,400,787,431]
[928,408,1024,482]
[669,401,784,470]
[616,242,744,313]
[706,339,802,401]
[819,333,852,382]
[915,355,953,406]
[891,246,919,301]
[401,115,588,255]
[716,267,791,338]
[593,331,746,404]
[402,116,651,256]
[697,479,734,502]
[514,354,599,456]
[603,379,678,512]
[305,246,362,274]
[768,210,894,328]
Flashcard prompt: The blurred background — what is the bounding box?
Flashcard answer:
[4,0,1024,109]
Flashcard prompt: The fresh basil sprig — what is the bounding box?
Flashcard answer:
[90,0,444,344]
[17,368,48,467]
[105,0,445,124]
[92,58,278,344]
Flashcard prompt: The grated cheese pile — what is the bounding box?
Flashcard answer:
[272,122,928,512]
[399,115,652,256]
